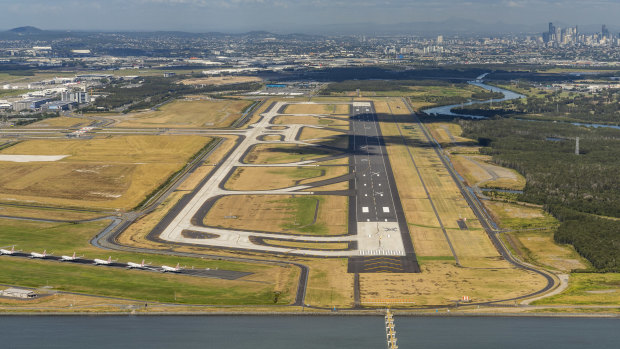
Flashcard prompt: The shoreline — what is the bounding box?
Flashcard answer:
[0,310,618,318]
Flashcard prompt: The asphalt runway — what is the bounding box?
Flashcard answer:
[348,103,420,273]
[351,104,398,223]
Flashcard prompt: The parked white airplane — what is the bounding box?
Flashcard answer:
[161,263,182,273]
[30,250,49,259]
[126,259,149,269]
[61,252,82,261]
[93,256,115,265]
[0,246,16,255]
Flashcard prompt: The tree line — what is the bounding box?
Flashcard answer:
[460,118,620,271]
[90,77,260,112]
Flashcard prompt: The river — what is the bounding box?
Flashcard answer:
[422,76,620,131]
[0,315,618,348]
[422,74,525,118]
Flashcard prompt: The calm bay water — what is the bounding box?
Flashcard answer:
[0,315,618,349]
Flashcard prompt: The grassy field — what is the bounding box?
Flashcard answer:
[284,104,349,115]
[243,144,337,164]
[179,76,262,86]
[376,99,497,262]
[0,71,77,85]
[117,137,236,249]
[115,99,252,128]
[0,89,32,98]
[272,115,349,128]
[424,121,526,190]
[329,83,489,99]
[261,239,349,250]
[360,260,547,306]
[23,116,92,128]
[298,127,345,141]
[0,218,298,305]
[0,258,289,305]
[0,135,211,210]
[205,195,348,235]
[0,204,107,221]
[485,201,557,230]
[533,273,620,306]
[304,258,354,308]
[225,166,348,191]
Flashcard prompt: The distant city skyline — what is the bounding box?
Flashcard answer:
[0,0,618,34]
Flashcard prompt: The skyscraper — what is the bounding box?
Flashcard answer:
[602,24,610,38]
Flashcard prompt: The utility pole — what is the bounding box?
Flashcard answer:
[575,137,580,155]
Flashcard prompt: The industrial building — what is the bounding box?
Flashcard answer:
[13,98,52,111]
[43,101,74,111]
[0,288,37,299]
[61,91,90,104]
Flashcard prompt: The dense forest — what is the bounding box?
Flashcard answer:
[459,118,620,271]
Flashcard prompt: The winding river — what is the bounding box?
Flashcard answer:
[422,74,525,118]
[422,74,620,131]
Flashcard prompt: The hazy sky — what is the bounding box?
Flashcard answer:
[0,0,618,33]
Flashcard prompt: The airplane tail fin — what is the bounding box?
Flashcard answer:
[43,250,47,256]
[10,246,14,253]
[141,259,145,267]
[176,263,180,269]
[72,252,76,258]
[108,256,112,263]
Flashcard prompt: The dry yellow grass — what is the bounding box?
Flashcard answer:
[360,260,547,305]
[225,166,348,191]
[205,195,348,235]
[408,225,454,257]
[298,127,344,141]
[261,239,349,250]
[0,135,210,210]
[176,136,237,191]
[377,98,500,265]
[262,135,283,141]
[243,144,335,164]
[452,155,525,190]
[0,204,106,221]
[301,181,349,192]
[115,99,252,128]
[304,258,354,307]
[505,230,587,272]
[272,115,349,128]
[179,76,261,86]
[24,117,91,128]
[284,104,349,115]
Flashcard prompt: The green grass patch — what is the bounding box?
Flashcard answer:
[533,273,620,306]
[0,258,282,305]
[0,218,296,304]
[416,256,456,261]
[0,89,32,98]
[280,196,327,235]
[0,219,271,271]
